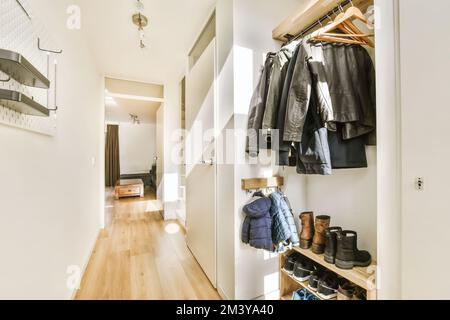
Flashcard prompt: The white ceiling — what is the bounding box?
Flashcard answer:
[79,0,216,84]
[105,97,159,124]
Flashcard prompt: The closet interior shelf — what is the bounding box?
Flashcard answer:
[0,49,50,89]
[241,177,284,191]
[280,247,377,300]
[272,0,374,42]
[0,89,50,117]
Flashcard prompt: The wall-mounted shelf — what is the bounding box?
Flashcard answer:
[0,89,49,117]
[272,0,374,42]
[241,177,284,191]
[0,49,50,89]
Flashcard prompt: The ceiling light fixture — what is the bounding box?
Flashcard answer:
[130,113,141,125]
[132,0,149,49]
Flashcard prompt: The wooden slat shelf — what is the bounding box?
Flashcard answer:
[272,0,374,42]
[280,269,327,300]
[241,176,284,191]
[291,246,376,291]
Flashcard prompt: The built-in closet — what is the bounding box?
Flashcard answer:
[241,0,379,300]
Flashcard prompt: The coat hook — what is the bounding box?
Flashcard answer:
[38,38,63,54]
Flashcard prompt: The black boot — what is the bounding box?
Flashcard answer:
[335,231,372,270]
[324,227,342,264]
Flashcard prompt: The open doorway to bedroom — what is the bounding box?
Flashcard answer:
[103,77,165,227]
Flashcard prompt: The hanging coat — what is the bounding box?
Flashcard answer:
[271,192,300,246]
[284,42,376,144]
[269,192,292,247]
[242,192,273,252]
[246,53,276,157]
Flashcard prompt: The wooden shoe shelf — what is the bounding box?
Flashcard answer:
[280,247,377,301]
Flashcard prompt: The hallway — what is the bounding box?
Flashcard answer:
[75,190,220,300]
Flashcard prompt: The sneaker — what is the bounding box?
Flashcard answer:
[308,268,325,292]
[292,288,319,301]
[293,259,315,282]
[283,252,301,274]
[337,279,356,300]
[353,287,367,301]
[317,272,339,300]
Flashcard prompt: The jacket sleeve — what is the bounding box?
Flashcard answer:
[284,43,312,142]
[241,216,251,244]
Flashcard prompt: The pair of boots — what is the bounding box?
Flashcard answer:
[299,212,372,270]
[299,212,330,254]
[324,228,372,270]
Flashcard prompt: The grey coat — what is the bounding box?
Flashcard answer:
[246,53,275,157]
[262,42,298,130]
[284,42,376,144]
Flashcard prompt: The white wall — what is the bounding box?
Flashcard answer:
[0,0,103,299]
[399,0,450,300]
[119,123,156,175]
[216,0,236,300]
[232,0,307,300]
[161,81,181,220]
[374,0,402,300]
[306,149,377,257]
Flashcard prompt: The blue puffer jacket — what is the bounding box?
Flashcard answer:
[278,192,300,246]
[242,192,273,252]
[269,193,292,247]
[270,192,300,247]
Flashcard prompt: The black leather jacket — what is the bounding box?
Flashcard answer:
[284,42,376,144]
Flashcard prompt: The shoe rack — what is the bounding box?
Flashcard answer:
[279,247,377,300]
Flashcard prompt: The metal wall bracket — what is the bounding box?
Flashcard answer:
[38,38,63,55]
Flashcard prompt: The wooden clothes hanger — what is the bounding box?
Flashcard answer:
[309,3,374,47]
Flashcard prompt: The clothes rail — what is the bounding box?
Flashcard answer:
[284,0,353,44]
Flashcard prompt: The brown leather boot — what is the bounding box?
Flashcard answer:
[312,215,331,254]
[299,212,314,249]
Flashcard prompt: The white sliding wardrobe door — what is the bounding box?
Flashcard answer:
[185,39,217,287]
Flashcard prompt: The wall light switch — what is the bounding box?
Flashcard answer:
[91,157,96,167]
[415,177,424,191]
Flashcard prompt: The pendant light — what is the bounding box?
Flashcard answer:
[132,0,149,49]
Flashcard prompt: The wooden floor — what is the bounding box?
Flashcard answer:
[75,188,220,300]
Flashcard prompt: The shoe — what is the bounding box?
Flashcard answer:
[312,215,331,254]
[293,259,315,282]
[299,212,314,249]
[335,231,372,270]
[324,227,342,264]
[308,268,325,292]
[337,279,355,300]
[292,288,319,301]
[353,287,367,301]
[317,272,339,300]
[283,252,301,274]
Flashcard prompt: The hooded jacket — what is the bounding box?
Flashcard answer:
[270,192,299,246]
[242,192,273,252]
[269,192,292,249]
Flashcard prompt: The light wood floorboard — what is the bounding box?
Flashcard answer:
[74,188,220,300]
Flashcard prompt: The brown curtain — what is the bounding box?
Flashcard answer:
[105,125,120,187]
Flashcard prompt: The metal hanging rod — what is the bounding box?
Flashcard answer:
[284,0,353,44]
[38,38,63,55]
[15,0,31,20]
